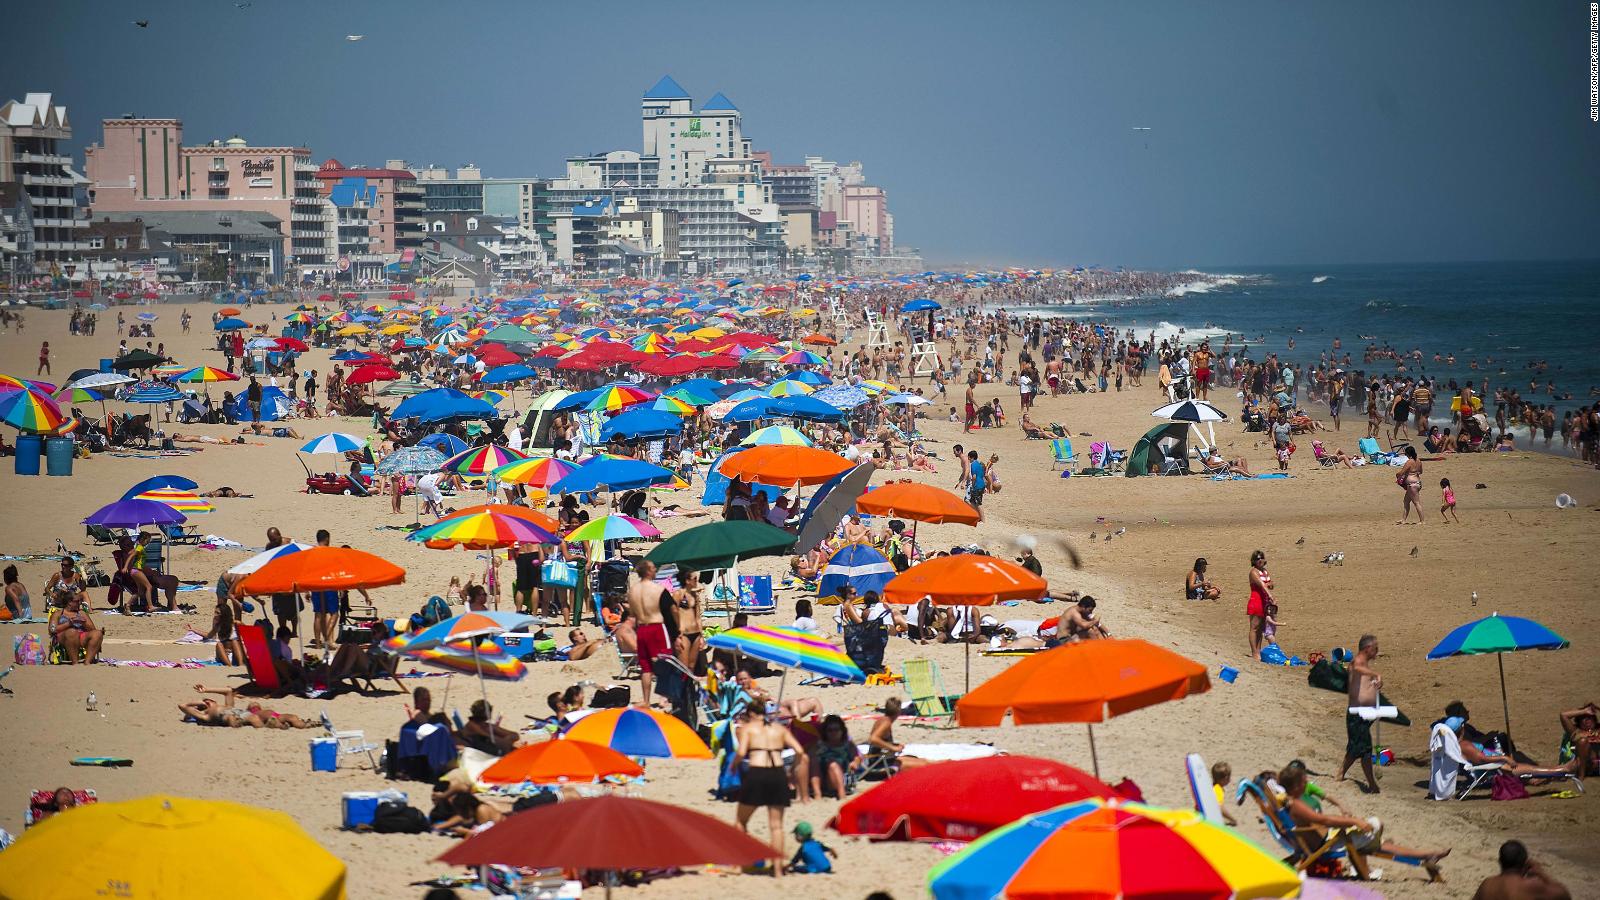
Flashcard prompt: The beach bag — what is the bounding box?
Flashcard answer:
[13,633,44,665]
[1490,772,1529,801]
[419,595,451,627]
[541,558,579,589]
[370,800,430,833]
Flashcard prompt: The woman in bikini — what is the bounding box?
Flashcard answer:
[1396,445,1424,524]
[866,696,929,771]
[734,703,808,869]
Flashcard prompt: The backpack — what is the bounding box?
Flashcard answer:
[1490,771,1529,801]
[370,800,430,833]
[13,633,44,666]
[420,595,451,626]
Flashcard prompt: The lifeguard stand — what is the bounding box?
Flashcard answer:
[863,308,891,351]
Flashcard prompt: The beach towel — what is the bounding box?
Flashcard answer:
[70,757,133,767]
[1428,722,1465,800]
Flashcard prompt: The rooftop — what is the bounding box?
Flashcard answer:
[701,92,738,112]
[643,75,689,100]
[96,210,283,239]
[317,159,415,180]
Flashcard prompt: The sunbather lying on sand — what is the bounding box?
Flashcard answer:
[179,685,315,728]
[1202,450,1253,476]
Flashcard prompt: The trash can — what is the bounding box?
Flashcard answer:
[45,436,74,476]
[14,434,42,476]
[99,358,114,372]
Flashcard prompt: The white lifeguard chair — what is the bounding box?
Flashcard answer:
[863,308,891,351]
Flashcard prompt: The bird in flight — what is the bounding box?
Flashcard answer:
[133,19,149,27]
[345,34,365,41]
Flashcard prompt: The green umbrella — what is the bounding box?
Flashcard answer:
[645,520,796,572]
[111,349,168,371]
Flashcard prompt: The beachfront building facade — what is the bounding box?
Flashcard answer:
[93,210,285,283]
[1,93,89,279]
[313,160,425,256]
[84,118,336,279]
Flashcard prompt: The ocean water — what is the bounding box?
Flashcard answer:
[1012,260,1600,415]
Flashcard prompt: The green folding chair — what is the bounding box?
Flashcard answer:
[901,658,959,729]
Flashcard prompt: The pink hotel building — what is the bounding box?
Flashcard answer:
[84,117,336,274]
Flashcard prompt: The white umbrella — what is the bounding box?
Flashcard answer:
[1152,399,1229,451]
[228,542,314,576]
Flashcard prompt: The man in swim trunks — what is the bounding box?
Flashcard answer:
[1338,634,1383,792]
[1194,341,1213,401]
[627,558,669,703]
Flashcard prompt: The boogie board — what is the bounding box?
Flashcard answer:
[1186,752,1224,824]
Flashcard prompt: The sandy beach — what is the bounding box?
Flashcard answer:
[2,299,1597,899]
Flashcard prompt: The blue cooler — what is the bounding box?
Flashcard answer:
[309,738,339,772]
[342,790,407,828]
[14,434,42,476]
[99,358,113,372]
[45,437,74,476]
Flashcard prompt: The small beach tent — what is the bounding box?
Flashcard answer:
[1125,422,1191,477]
[700,448,782,507]
[228,386,291,422]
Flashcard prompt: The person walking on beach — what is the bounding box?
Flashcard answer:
[1338,634,1383,792]
[36,341,50,376]
[1396,446,1424,524]
[627,558,669,703]
[735,701,808,873]
[1246,551,1273,661]
[963,377,977,433]
[246,376,263,423]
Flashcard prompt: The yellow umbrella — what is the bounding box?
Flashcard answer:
[335,324,369,337]
[0,794,347,899]
[380,324,412,336]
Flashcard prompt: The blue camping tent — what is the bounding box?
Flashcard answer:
[229,386,291,422]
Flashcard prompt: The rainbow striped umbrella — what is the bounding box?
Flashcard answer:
[929,799,1299,900]
[131,487,215,513]
[651,395,698,417]
[441,443,530,475]
[410,639,527,681]
[561,707,712,759]
[706,624,864,683]
[385,611,536,652]
[492,455,577,490]
[739,425,814,447]
[764,379,814,397]
[150,364,190,379]
[176,365,240,384]
[779,349,827,366]
[0,375,55,395]
[409,508,560,549]
[0,387,66,432]
[584,384,656,413]
[564,514,661,543]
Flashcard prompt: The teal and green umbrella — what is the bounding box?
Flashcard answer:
[645,520,796,572]
[1427,612,1568,736]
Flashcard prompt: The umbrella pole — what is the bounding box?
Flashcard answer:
[1087,723,1100,780]
[474,641,489,708]
[1498,652,1512,737]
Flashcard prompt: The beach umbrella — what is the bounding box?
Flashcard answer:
[561,707,712,759]
[409,508,560,549]
[779,349,827,366]
[227,542,314,576]
[478,363,538,386]
[564,514,661,543]
[1426,612,1569,737]
[130,487,214,514]
[391,387,496,423]
[493,456,577,491]
[416,433,469,457]
[720,395,777,422]
[716,444,853,488]
[764,378,814,397]
[884,392,930,406]
[481,738,644,786]
[739,425,813,447]
[817,543,896,602]
[651,394,698,416]
[0,387,66,432]
[174,366,239,385]
[927,799,1299,900]
[800,333,838,346]
[645,520,796,572]
[150,363,191,380]
[833,755,1114,842]
[298,433,366,455]
[585,383,656,413]
[375,444,447,476]
[707,624,864,685]
[62,371,136,392]
[549,458,676,494]
[793,463,876,551]
[0,794,347,900]
[125,382,183,404]
[406,638,527,684]
[344,364,398,386]
[110,350,166,371]
[236,546,405,596]
[768,394,847,422]
[856,481,979,525]
[83,498,186,528]
[436,796,773,899]
[440,443,529,476]
[386,610,536,652]
[885,554,1047,690]
[598,408,682,441]
[214,317,251,331]
[122,474,198,496]
[957,640,1211,778]
[435,503,561,533]
[1152,398,1230,450]
[812,383,871,409]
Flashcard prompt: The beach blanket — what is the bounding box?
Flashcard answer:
[199,536,247,549]
[1211,473,1292,481]
[98,657,221,669]
[71,757,133,767]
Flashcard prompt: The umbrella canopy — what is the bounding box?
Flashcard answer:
[599,407,683,442]
[83,498,186,528]
[564,514,661,543]
[833,756,1114,841]
[440,443,529,475]
[1426,612,1569,736]
[435,503,561,534]
[645,520,796,572]
[549,458,676,494]
[716,444,853,487]
[0,794,347,900]
[237,546,405,595]
[387,611,536,651]
[481,739,644,785]
[130,488,214,514]
[122,474,198,496]
[739,425,814,447]
[585,383,656,413]
[126,382,184,404]
[493,455,578,489]
[62,371,136,392]
[110,349,166,370]
[228,542,314,576]
[1151,399,1230,423]
[416,433,469,457]
[927,799,1300,900]
[374,444,447,476]
[176,366,240,384]
[856,481,979,525]
[706,624,864,683]
[0,388,66,432]
[817,543,896,601]
[410,509,560,549]
[436,795,774,872]
[407,638,527,680]
[793,463,876,551]
[562,707,712,759]
[883,555,1046,606]
[298,433,366,455]
[391,387,496,423]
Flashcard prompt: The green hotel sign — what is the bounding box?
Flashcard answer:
[680,117,711,138]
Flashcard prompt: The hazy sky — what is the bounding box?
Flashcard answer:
[7,0,1598,269]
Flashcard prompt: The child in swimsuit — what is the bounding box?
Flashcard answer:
[1440,478,1458,523]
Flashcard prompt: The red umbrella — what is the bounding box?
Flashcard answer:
[274,337,309,352]
[555,353,605,371]
[72,290,91,299]
[142,290,159,299]
[113,291,131,300]
[475,345,521,366]
[339,352,389,367]
[318,293,334,301]
[831,755,1114,842]
[346,365,399,385]
[437,795,777,897]
[638,354,705,377]
[694,352,742,370]
[340,292,358,299]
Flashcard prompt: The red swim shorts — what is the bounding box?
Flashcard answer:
[635,622,671,671]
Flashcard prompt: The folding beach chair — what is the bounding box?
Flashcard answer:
[160,522,203,545]
[1357,437,1385,465]
[1049,437,1078,471]
[233,624,283,695]
[611,630,640,681]
[319,710,381,771]
[1238,779,1442,882]
[901,658,958,729]
[1430,722,1583,800]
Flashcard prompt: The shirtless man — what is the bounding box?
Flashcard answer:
[1060,596,1110,641]
[1473,840,1571,900]
[734,702,808,869]
[963,378,977,433]
[673,569,707,668]
[1338,634,1383,791]
[842,514,870,544]
[627,558,670,703]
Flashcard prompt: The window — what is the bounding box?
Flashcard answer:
[115,237,130,249]
[87,236,105,249]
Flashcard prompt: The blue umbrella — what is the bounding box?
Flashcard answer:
[722,397,777,423]
[901,298,942,312]
[479,364,538,386]
[299,433,366,455]
[330,350,370,361]
[122,475,199,498]
[214,317,250,331]
[770,395,845,422]
[126,383,184,404]
[812,384,871,410]
[391,388,496,423]
[817,543,896,601]
[550,458,676,494]
[599,408,682,442]
[1427,613,1569,736]
[789,370,829,386]
[83,498,187,528]
[417,433,470,457]
[551,387,604,413]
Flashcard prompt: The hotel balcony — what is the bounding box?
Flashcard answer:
[20,173,72,188]
[295,162,320,173]
[291,210,328,223]
[16,151,72,166]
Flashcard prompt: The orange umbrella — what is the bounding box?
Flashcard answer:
[882,554,1045,606]
[218,306,242,316]
[236,546,405,595]
[481,738,644,785]
[855,480,979,525]
[800,333,839,346]
[957,639,1211,777]
[715,444,853,487]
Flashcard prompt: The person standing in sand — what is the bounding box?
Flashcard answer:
[1396,445,1424,524]
[627,558,669,703]
[1245,550,1273,661]
[1338,634,1383,792]
[735,701,808,873]
[673,569,707,669]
